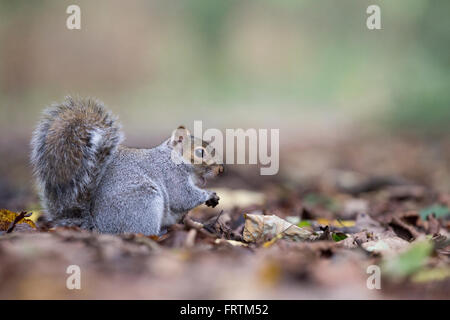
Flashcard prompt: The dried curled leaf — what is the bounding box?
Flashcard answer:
[362,237,410,255]
[0,209,36,232]
[243,214,314,243]
[214,239,248,247]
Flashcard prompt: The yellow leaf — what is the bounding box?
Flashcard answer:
[27,210,42,223]
[316,218,355,227]
[263,233,283,248]
[0,209,37,231]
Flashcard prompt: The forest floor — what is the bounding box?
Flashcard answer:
[0,132,449,299]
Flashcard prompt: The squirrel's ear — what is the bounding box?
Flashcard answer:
[170,126,191,146]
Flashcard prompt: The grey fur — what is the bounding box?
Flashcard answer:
[92,144,214,235]
[31,96,220,235]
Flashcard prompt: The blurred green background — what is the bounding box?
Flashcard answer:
[1,0,449,140]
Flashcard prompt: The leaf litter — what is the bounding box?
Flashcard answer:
[0,134,449,299]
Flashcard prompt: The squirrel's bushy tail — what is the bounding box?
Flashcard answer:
[31,96,123,227]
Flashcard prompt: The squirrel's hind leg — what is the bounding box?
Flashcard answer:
[92,181,163,236]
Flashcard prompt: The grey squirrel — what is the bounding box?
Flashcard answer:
[31,96,223,235]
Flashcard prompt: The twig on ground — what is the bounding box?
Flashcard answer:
[6,211,31,234]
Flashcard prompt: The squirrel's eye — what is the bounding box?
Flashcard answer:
[195,148,205,158]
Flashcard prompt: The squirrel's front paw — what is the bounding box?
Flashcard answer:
[205,192,220,208]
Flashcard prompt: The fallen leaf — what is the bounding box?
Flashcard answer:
[214,239,248,247]
[297,220,312,228]
[0,209,36,232]
[331,232,348,242]
[285,216,300,225]
[243,214,314,243]
[339,231,374,249]
[382,241,433,278]
[362,236,409,255]
[262,233,283,248]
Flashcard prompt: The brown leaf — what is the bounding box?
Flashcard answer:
[426,214,440,235]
